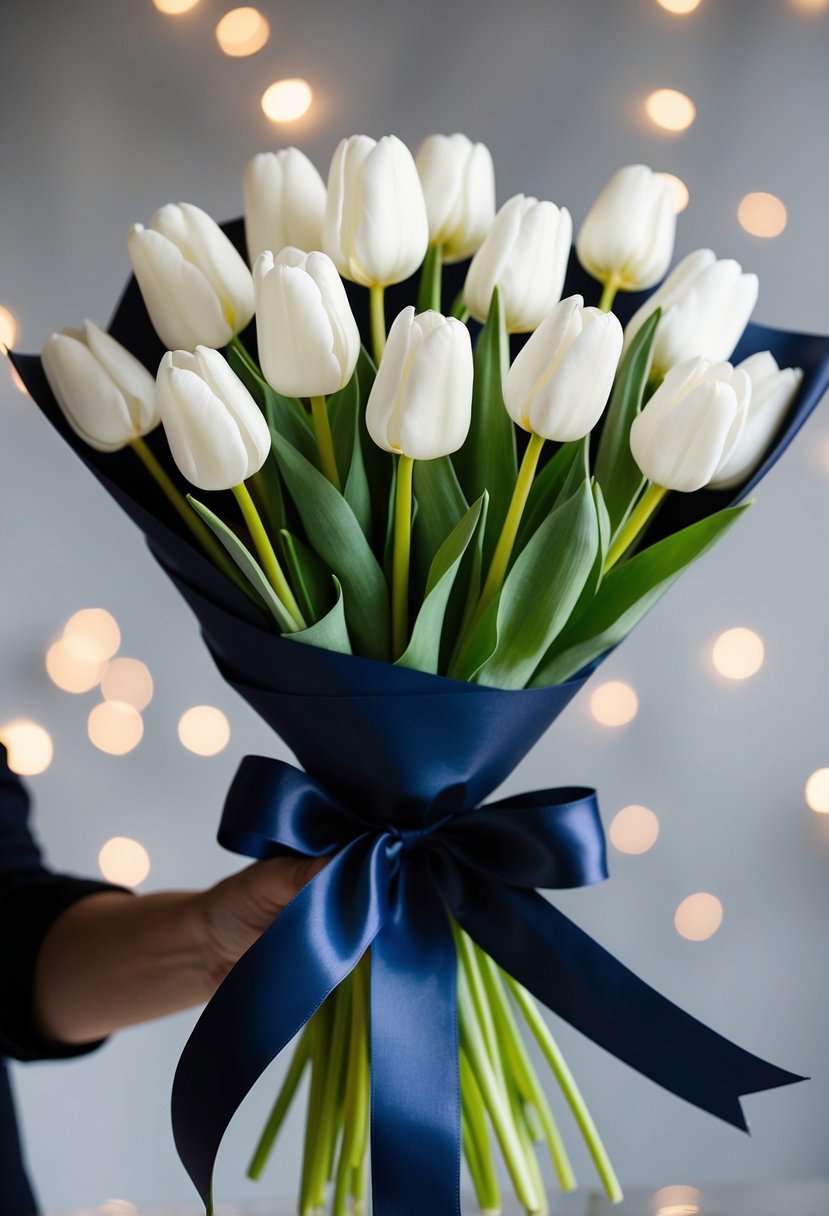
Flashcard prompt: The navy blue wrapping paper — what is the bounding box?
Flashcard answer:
[11,223,829,1214]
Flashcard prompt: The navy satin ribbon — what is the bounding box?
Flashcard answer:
[171,756,802,1215]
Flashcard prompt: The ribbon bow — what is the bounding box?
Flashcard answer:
[172,755,801,1216]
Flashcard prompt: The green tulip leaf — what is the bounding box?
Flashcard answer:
[594,308,661,537]
[531,503,750,686]
[279,530,337,625]
[514,439,581,556]
[326,370,372,538]
[352,345,393,549]
[473,477,599,690]
[271,431,390,660]
[287,577,352,655]
[452,287,517,565]
[397,494,485,675]
[412,456,469,595]
[187,495,296,633]
[416,244,443,313]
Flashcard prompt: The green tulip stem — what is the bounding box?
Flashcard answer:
[603,482,668,573]
[130,438,240,587]
[460,1047,502,1213]
[247,1028,312,1180]
[370,284,387,364]
[504,972,623,1205]
[477,431,546,618]
[309,394,341,491]
[392,454,415,659]
[228,333,262,379]
[232,482,307,629]
[598,275,621,313]
[417,244,444,313]
[451,290,471,324]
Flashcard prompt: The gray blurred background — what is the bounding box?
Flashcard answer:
[2,0,829,1209]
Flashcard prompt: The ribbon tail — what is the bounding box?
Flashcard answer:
[370,854,461,1216]
[448,874,804,1131]
[172,835,391,1211]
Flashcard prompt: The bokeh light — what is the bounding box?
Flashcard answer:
[610,805,660,855]
[178,705,230,755]
[63,608,121,662]
[656,0,701,12]
[101,658,154,711]
[46,637,106,694]
[790,0,829,11]
[658,172,690,213]
[805,768,829,814]
[98,838,150,888]
[10,366,28,395]
[0,305,18,352]
[590,681,639,726]
[675,893,723,941]
[711,627,764,680]
[738,192,787,238]
[88,702,144,756]
[216,7,270,55]
[652,1184,700,1216]
[98,1203,139,1216]
[152,0,201,13]
[0,719,54,776]
[645,88,697,132]
[262,78,314,123]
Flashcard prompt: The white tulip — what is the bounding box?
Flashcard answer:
[243,148,327,267]
[128,203,255,351]
[42,321,158,452]
[504,296,623,442]
[630,358,751,492]
[324,135,429,288]
[156,346,270,491]
[624,250,759,375]
[415,133,496,262]
[366,307,473,460]
[254,248,360,398]
[709,351,802,490]
[577,165,676,292]
[464,194,572,332]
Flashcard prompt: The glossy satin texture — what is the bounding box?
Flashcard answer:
[12,222,828,1215]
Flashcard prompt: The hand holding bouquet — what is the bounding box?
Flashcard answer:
[13,133,829,1216]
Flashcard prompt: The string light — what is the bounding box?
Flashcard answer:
[590,681,639,726]
[674,893,722,941]
[46,637,106,694]
[0,305,18,353]
[0,719,53,776]
[98,838,150,888]
[178,705,230,755]
[658,172,690,213]
[645,89,697,133]
[63,608,121,662]
[262,78,313,123]
[738,193,787,238]
[711,627,764,680]
[609,805,660,854]
[101,658,154,711]
[152,0,201,13]
[88,702,144,756]
[805,768,829,814]
[216,7,270,56]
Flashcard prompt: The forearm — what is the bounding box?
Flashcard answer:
[32,890,212,1045]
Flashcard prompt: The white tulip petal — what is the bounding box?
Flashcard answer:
[194,346,271,474]
[128,225,232,351]
[244,148,327,266]
[42,333,137,452]
[157,360,252,491]
[710,358,802,489]
[82,321,158,435]
[577,165,676,291]
[464,195,530,324]
[173,203,255,332]
[366,306,416,452]
[352,136,428,287]
[396,319,473,460]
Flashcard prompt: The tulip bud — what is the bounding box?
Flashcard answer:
[366,307,473,460]
[576,165,676,292]
[630,358,751,492]
[464,194,572,333]
[42,321,158,452]
[415,133,496,263]
[623,250,759,376]
[156,346,270,491]
[243,148,327,267]
[323,135,429,288]
[503,296,623,442]
[709,351,803,490]
[254,248,361,399]
[128,203,255,352]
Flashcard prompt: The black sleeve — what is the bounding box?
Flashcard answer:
[0,744,129,1063]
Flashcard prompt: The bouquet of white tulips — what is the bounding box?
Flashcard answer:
[13,133,826,1216]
